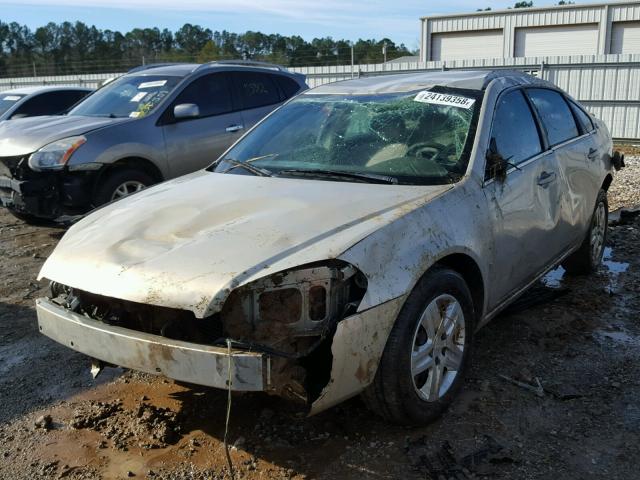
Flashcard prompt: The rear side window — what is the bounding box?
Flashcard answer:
[275,75,301,99]
[11,90,89,118]
[569,100,594,133]
[174,73,233,117]
[527,88,579,146]
[491,89,542,167]
[234,72,281,109]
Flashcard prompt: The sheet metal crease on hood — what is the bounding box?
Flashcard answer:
[39,171,451,318]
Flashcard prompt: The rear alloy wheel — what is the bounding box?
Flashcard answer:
[363,267,475,425]
[94,168,156,207]
[563,189,608,275]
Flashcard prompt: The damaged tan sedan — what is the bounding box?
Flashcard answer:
[36,70,623,425]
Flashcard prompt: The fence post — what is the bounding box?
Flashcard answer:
[540,61,545,80]
[351,45,354,79]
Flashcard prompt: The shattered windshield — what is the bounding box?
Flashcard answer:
[69,75,181,119]
[214,88,482,185]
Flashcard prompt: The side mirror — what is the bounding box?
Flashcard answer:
[173,103,200,120]
[486,137,508,182]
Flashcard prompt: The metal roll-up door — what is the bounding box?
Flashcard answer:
[514,24,599,57]
[611,22,640,54]
[430,30,503,61]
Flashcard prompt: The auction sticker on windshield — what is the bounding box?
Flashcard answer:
[139,80,167,89]
[130,92,147,102]
[414,91,475,109]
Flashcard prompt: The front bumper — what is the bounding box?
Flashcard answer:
[0,174,59,217]
[0,170,96,219]
[36,298,270,391]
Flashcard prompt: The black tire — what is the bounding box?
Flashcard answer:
[362,267,475,425]
[93,168,155,207]
[562,189,608,275]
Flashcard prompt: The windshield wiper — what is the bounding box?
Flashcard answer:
[277,169,398,184]
[220,158,273,177]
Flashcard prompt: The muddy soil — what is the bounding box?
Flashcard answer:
[1,165,639,480]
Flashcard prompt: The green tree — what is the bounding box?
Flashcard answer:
[196,40,220,63]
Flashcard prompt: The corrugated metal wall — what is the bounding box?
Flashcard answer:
[421,2,640,61]
[422,3,610,60]
[1,54,639,140]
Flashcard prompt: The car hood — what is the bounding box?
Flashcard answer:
[39,171,451,317]
[0,115,131,156]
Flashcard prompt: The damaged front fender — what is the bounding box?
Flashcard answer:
[310,295,407,415]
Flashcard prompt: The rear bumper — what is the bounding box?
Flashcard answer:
[36,298,270,391]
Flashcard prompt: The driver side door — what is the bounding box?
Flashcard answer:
[484,88,567,307]
[161,73,244,178]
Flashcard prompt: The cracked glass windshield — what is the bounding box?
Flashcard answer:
[214,88,481,185]
[69,75,181,118]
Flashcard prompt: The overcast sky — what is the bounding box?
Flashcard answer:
[2,0,604,50]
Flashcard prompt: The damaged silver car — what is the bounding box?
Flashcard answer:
[36,70,623,424]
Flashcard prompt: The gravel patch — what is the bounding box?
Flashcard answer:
[609,155,640,212]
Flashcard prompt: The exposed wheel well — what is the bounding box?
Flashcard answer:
[434,254,485,320]
[601,174,613,192]
[100,157,164,184]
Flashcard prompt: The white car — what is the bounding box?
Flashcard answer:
[35,70,621,424]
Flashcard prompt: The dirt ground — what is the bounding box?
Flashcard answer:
[1,161,639,480]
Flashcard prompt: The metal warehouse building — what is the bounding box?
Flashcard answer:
[420,1,640,62]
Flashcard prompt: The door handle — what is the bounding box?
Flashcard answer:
[587,148,598,160]
[226,124,244,133]
[537,171,557,187]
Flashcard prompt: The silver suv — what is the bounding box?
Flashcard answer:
[0,61,307,222]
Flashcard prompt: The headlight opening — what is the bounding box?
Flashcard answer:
[221,262,366,351]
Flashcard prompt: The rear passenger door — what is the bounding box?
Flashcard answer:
[161,73,244,177]
[568,98,604,224]
[525,88,590,246]
[484,88,566,307]
[232,72,285,130]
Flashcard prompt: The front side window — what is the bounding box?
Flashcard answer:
[69,75,182,118]
[213,88,482,185]
[0,93,25,116]
[234,72,281,110]
[491,89,542,167]
[172,73,233,118]
[527,88,579,147]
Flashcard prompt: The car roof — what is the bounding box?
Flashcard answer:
[128,63,201,77]
[0,85,93,95]
[126,61,304,80]
[307,70,553,95]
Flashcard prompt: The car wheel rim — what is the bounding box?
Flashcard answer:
[411,293,466,402]
[590,201,606,265]
[111,181,146,201]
